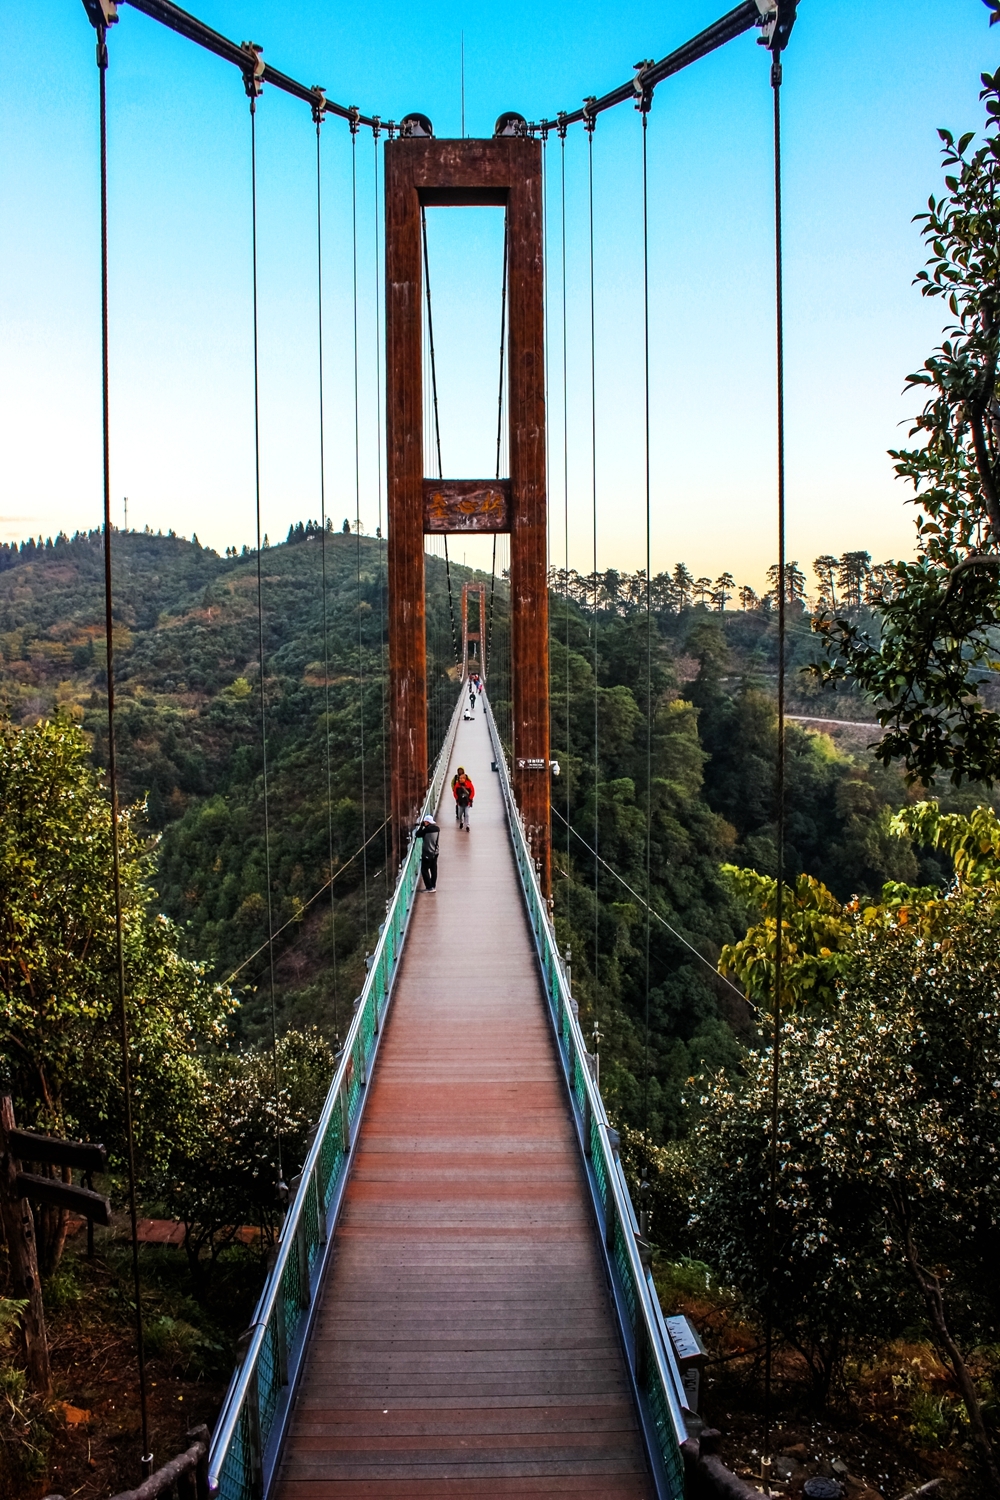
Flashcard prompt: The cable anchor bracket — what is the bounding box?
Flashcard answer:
[555,111,568,140]
[348,105,361,136]
[371,114,382,140]
[632,59,655,114]
[311,87,327,126]
[582,96,598,134]
[241,41,265,104]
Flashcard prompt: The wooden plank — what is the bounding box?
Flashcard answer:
[272,712,651,1498]
[279,1482,650,1498]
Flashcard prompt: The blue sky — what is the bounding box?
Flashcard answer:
[0,0,991,591]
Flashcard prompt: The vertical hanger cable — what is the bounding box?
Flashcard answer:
[94,21,152,1474]
[373,128,389,896]
[314,108,339,1042]
[249,92,282,1190]
[765,38,788,1465]
[641,106,653,1141]
[560,130,571,876]
[587,119,600,1048]
[351,125,370,943]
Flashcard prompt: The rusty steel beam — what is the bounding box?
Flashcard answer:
[462,581,486,680]
[504,140,550,898]
[385,141,427,863]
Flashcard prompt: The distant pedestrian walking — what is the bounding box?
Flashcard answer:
[452,768,475,831]
[414,815,440,891]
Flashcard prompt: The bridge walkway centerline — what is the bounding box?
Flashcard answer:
[271,705,654,1497]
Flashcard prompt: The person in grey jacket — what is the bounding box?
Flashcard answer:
[414,815,440,891]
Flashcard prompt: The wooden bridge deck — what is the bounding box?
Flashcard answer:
[272,710,653,1498]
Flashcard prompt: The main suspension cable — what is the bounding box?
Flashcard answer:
[91,17,152,1476]
[314,103,340,1042]
[249,89,282,1187]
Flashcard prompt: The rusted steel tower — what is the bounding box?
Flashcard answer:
[461,581,486,681]
[386,132,550,894]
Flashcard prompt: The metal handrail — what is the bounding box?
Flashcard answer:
[482,690,689,1500]
[207,689,465,1500]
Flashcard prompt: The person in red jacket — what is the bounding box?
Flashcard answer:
[451,767,475,831]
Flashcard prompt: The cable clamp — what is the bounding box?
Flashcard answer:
[556,111,568,140]
[82,0,118,28]
[348,105,361,136]
[311,86,326,125]
[386,119,396,141]
[241,41,264,100]
[372,114,382,140]
[582,95,598,134]
[755,0,798,52]
[632,58,655,114]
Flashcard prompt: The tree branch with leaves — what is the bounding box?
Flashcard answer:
[814,68,1000,785]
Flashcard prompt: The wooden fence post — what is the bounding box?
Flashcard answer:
[0,1094,50,1392]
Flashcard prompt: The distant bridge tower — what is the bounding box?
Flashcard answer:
[386,130,551,894]
[461,581,486,682]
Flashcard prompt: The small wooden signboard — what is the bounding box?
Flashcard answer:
[423,479,511,533]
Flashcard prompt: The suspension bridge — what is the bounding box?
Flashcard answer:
[31,1,800,1495]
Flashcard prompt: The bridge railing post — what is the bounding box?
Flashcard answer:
[273,1288,289,1388]
[313,1162,327,1247]
[246,1361,264,1500]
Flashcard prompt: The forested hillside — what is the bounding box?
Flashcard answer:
[0,524,973,1122]
[0,526,464,1046]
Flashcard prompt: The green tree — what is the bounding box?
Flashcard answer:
[816,72,1000,785]
[672,563,694,612]
[812,554,840,611]
[0,718,233,1268]
[159,1028,334,1281]
[712,572,735,611]
[718,867,852,1014]
[835,911,1000,1489]
[693,1026,909,1405]
[705,804,1000,1481]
